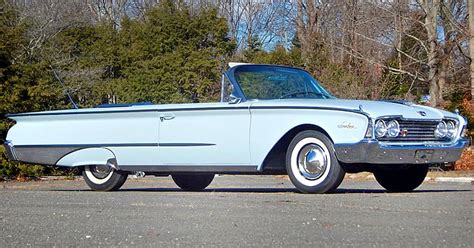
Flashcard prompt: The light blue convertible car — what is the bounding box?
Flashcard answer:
[3,64,469,193]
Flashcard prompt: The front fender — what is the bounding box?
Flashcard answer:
[250,108,368,168]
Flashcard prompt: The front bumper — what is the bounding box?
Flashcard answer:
[2,141,17,161]
[334,138,469,164]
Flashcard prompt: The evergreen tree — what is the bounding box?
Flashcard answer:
[0,1,62,137]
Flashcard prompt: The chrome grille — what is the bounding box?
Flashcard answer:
[378,120,448,142]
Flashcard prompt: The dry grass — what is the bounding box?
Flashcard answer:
[455,146,474,170]
[427,170,474,178]
[343,170,474,181]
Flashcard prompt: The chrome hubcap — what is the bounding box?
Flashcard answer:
[89,165,112,179]
[297,144,328,180]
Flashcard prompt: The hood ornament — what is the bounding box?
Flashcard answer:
[417,111,426,116]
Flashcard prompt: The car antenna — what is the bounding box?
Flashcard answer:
[50,65,79,109]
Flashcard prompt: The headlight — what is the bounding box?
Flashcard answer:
[434,121,448,138]
[386,120,400,137]
[375,120,387,138]
[446,120,457,138]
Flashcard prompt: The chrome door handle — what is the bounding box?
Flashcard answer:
[160,113,175,122]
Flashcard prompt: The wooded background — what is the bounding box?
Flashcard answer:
[1,0,473,177]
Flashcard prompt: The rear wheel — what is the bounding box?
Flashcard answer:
[172,174,214,191]
[286,130,345,193]
[373,165,428,192]
[82,165,128,191]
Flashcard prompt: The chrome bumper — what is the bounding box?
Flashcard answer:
[334,138,469,164]
[2,141,17,161]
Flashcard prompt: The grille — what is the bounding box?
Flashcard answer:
[378,120,448,142]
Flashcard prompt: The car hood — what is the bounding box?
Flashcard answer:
[250,99,458,120]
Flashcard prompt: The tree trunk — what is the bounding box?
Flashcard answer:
[296,0,320,60]
[349,0,357,70]
[438,58,447,105]
[340,4,346,64]
[395,0,403,86]
[424,0,440,107]
[295,0,308,59]
[468,0,474,104]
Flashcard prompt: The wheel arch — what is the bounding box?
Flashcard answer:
[259,124,333,173]
[55,147,119,169]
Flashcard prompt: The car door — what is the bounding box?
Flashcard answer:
[157,102,252,166]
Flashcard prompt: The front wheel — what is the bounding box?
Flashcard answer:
[172,174,215,191]
[286,130,345,193]
[82,165,128,191]
[373,165,428,192]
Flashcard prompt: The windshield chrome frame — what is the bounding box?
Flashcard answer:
[224,66,248,102]
[225,64,333,102]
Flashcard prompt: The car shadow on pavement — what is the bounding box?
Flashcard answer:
[120,187,299,193]
[334,188,472,194]
[49,187,471,194]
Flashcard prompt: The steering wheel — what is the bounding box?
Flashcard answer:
[279,91,328,99]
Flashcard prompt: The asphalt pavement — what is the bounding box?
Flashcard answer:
[0,175,472,247]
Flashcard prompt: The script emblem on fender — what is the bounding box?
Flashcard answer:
[337,121,356,129]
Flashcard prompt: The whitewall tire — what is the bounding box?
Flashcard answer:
[286,130,345,193]
[82,165,128,191]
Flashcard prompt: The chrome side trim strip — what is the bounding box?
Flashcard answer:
[7,106,369,118]
[250,106,369,117]
[6,106,250,118]
[14,143,159,148]
[14,143,216,148]
[158,143,216,147]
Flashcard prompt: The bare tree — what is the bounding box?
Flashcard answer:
[469,0,474,104]
[418,0,441,106]
[437,0,469,99]
[7,0,471,105]
[295,0,320,62]
[215,0,293,51]
[86,0,132,28]
[311,0,469,104]
[10,0,92,62]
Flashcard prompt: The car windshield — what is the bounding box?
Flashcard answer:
[234,65,334,100]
